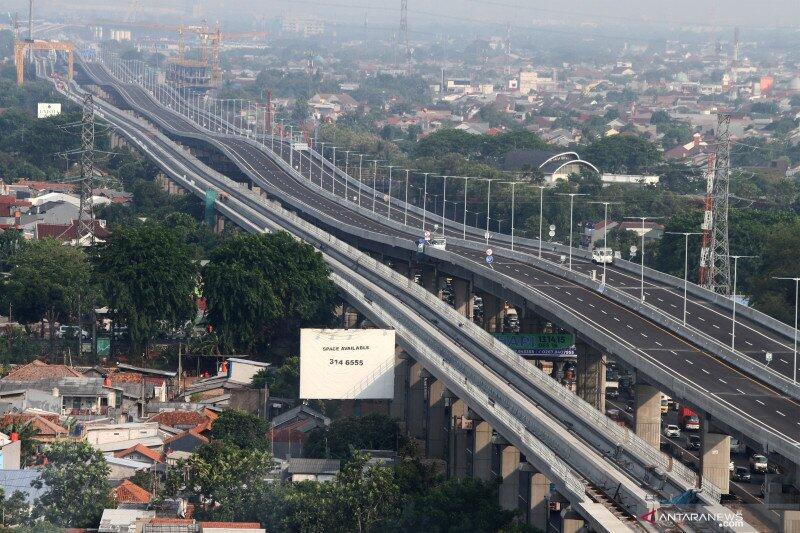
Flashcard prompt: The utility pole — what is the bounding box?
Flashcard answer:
[709,113,732,296]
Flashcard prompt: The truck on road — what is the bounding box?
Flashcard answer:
[679,406,700,431]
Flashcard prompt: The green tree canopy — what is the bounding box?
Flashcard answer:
[93,221,198,354]
[203,232,336,354]
[33,441,111,527]
[582,134,662,173]
[304,414,402,460]
[251,356,299,398]
[210,408,270,450]
[0,238,92,330]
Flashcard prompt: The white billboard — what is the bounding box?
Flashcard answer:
[37,103,62,119]
[300,328,395,399]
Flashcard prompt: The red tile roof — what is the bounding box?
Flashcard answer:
[0,414,67,437]
[112,480,152,504]
[35,220,110,241]
[4,360,81,381]
[149,410,210,428]
[200,523,262,529]
[115,443,163,463]
[15,180,76,193]
[150,518,194,525]
[164,428,209,446]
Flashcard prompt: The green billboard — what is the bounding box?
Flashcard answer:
[493,333,576,358]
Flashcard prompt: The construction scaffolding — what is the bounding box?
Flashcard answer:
[166,23,221,90]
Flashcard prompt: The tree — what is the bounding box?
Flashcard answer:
[650,110,670,124]
[32,441,111,527]
[291,98,310,124]
[394,477,517,532]
[0,239,92,341]
[0,488,30,526]
[210,409,270,450]
[304,414,402,460]
[413,129,480,159]
[333,450,400,533]
[582,135,662,174]
[203,232,336,354]
[93,222,198,355]
[0,419,39,466]
[250,356,300,398]
[171,441,273,521]
[0,229,23,271]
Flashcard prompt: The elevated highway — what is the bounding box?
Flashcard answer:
[76,57,800,483]
[53,60,766,530]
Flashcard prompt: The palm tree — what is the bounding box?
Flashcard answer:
[0,420,40,466]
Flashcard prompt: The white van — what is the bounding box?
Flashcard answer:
[591,247,614,264]
[429,237,447,250]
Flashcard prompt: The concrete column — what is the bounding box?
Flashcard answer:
[426,379,447,460]
[499,446,521,511]
[482,293,502,333]
[700,431,730,495]
[634,383,662,449]
[407,361,426,442]
[214,214,225,233]
[783,511,800,533]
[449,399,468,479]
[451,278,472,319]
[575,343,606,412]
[390,348,408,427]
[422,266,438,295]
[560,507,584,533]
[528,469,550,530]
[473,420,493,481]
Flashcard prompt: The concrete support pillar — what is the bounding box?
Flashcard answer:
[407,361,426,442]
[575,343,606,412]
[214,214,225,234]
[482,292,502,333]
[390,348,408,428]
[250,184,261,195]
[528,469,550,530]
[472,420,493,481]
[422,266,438,295]
[634,383,662,449]
[560,507,584,533]
[700,431,730,495]
[426,379,447,460]
[451,278,472,319]
[499,446,521,511]
[449,399,468,479]
[783,511,800,533]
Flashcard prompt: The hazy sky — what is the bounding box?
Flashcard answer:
[254,0,799,29]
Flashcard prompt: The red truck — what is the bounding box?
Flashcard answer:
[679,407,700,431]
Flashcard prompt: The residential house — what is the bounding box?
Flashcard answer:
[285,458,340,482]
[82,421,164,453]
[114,443,164,465]
[0,376,122,417]
[149,409,217,431]
[269,404,329,459]
[111,479,152,505]
[34,219,110,245]
[3,360,81,381]
[0,388,63,414]
[164,429,209,454]
[99,508,157,533]
[225,358,270,386]
[0,413,68,444]
[308,93,360,121]
[105,455,152,482]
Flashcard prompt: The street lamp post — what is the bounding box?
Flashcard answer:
[404,169,411,225]
[727,254,755,350]
[386,166,395,220]
[318,142,326,188]
[422,173,430,231]
[773,276,800,383]
[371,160,379,212]
[665,231,702,325]
[462,176,469,240]
[535,185,546,259]
[344,150,351,202]
[358,154,364,207]
[441,175,447,236]
[331,147,337,195]
[625,216,662,302]
[557,193,588,271]
[589,201,622,284]
[485,179,492,246]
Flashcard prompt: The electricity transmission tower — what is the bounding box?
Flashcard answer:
[400,0,410,74]
[708,113,732,296]
[77,93,96,244]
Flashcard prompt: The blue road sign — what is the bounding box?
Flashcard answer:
[486,255,494,264]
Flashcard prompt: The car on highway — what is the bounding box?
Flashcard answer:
[687,435,701,450]
[749,454,768,473]
[731,466,751,482]
[429,237,447,250]
[664,424,680,438]
[591,247,614,264]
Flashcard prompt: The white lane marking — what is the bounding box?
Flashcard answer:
[655,341,662,347]
[713,324,720,329]
[698,317,706,322]
[670,304,677,308]
[613,316,620,321]
[736,389,746,394]
[601,309,607,314]
[684,359,694,365]
[777,411,786,417]
[701,368,710,374]
[640,332,647,337]
[756,400,765,405]
[719,378,727,384]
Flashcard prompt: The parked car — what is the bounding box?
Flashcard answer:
[664,424,680,438]
[749,454,768,473]
[732,467,751,482]
[687,435,701,450]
